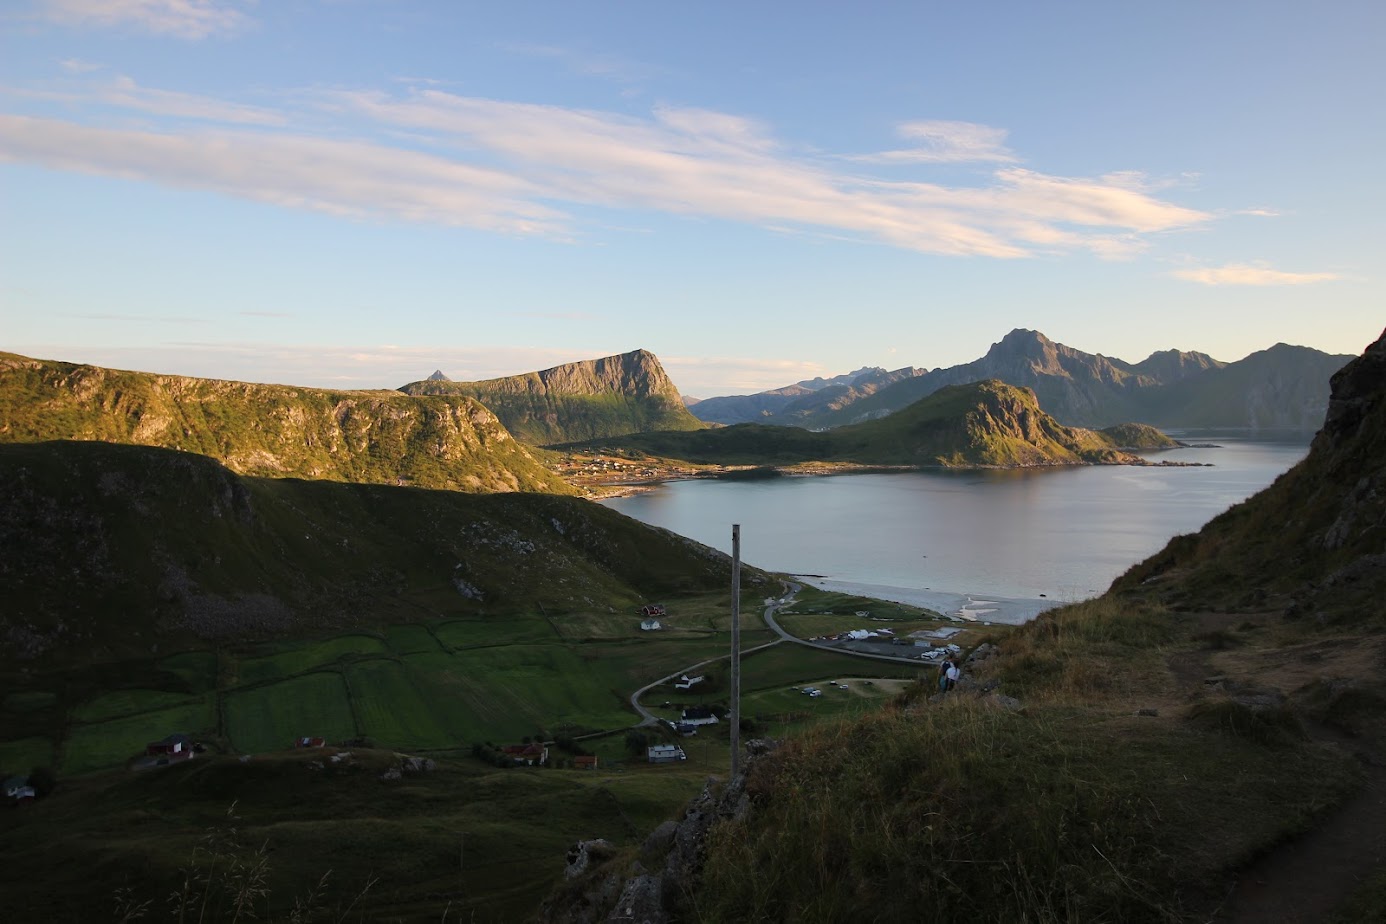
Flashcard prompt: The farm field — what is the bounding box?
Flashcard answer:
[0,589,948,781]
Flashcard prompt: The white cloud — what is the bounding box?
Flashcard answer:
[36,0,251,39]
[1171,262,1341,286]
[10,75,286,125]
[853,120,1018,165]
[0,81,1213,259]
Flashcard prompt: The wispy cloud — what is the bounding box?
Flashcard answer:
[852,120,1018,165]
[10,75,286,125]
[0,80,1213,259]
[35,0,252,39]
[1171,262,1341,286]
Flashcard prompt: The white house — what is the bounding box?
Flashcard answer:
[647,744,687,763]
[640,618,662,631]
[673,674,704,690]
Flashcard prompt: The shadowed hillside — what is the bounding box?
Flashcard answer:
[0,440,737,666]
[400,349,704,445]
[0,352,571,495]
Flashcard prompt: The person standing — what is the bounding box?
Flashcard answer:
[945,658,961,691]
[938,656,953,694]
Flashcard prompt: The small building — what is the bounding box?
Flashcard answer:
[680,706,719,726]
[573,755,599,771]
[647,744,687,763]
[146,733,192,757]
[640,618,663,631]
[674,723,698,737]
[295,736,326,749]
[501,743,549,766]
[639,604,667,618]
[673,674,704,690]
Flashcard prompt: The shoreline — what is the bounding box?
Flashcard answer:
[798,577,1065,625]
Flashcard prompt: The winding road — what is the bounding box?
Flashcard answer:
[628,581,930,726]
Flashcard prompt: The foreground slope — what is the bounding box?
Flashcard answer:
[400,348,704,445]
[0,440,733,665]
[569,379,1174,468]
[560,330,1386,923]
[0,352,571,494]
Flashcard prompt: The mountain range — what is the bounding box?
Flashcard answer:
[688,329,1353,431]
[563,379,1176,468]
[399,348,703,446]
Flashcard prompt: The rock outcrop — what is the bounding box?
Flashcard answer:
[400,349,704,445]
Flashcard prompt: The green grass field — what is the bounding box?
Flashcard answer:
[70,688,207,724]
[225,671,358,754]
[234,634,389,685]
[63,698,217,774]
[0,736,54,775]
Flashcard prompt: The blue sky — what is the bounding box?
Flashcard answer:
[2,1,1381,397]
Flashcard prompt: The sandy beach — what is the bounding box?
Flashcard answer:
[798,577,1063,625]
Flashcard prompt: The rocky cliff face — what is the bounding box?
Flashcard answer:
[0,352,572,494]
[400,349,704,445]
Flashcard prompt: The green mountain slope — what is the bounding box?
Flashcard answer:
[0,352,571,494]
[571,380,1173,467]
[400,349,705,446]
[0,440,736,665]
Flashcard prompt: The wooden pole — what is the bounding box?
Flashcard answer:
[730,524,742,777]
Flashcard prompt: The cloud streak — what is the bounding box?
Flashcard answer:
[852,120,1018,164]
[0,79,1213,259]
[36,0,252,39]
[1172,262,1341,286]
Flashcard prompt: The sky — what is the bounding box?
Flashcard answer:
[2,1,1382,398]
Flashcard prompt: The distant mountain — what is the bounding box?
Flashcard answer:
[781,329,1348,431]
[0,352,570,495]
[689,367,925,425]
[573,380,1174,468]
[426,369,451,382]
[0,440,739,663]
[1135,343,1355,430]
[400,349,704,446]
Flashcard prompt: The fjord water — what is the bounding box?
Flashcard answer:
[601,436,1309,607]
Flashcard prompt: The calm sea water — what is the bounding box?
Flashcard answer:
[600,435,1310,605]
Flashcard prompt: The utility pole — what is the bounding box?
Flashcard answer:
[730,524,742,777]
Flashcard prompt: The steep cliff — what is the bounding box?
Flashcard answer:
[399,349,704,446]
[0,352,572,494]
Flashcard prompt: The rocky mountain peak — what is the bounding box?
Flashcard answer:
[426,369,451,382]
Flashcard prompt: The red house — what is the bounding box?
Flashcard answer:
[573,755,598,771]
[501,743,549,766]
[146,733,192,757]
[295,737,326,749]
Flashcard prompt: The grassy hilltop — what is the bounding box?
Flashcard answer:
[0,351,571,494]
[400,349,705,446]
[567,379,1176,467]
